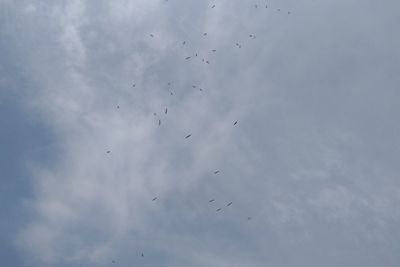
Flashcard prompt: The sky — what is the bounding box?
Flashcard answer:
[1,0,400,266]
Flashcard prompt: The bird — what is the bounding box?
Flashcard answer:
[182,41,186,45]
[214,170,220,174]
[234,121,238,125]
[150,34,154,37]
[212,49,216,52]
[211,4,215,8]
[192,85,197,88]
[216,208,222,211]
[158,119,161,126]
[152,197,157,201]
[195,53,198,57]
[141,253,144,257]
[247,217,252,220]
[165,108,168,114]
[168,82,171,86]
[199,88,203,91]
[106,151,111,154]
[227,202,233,206]
[132,83,136,87]
[203,32,207,36]
[112,260,116,264]
[116,105,120,109]
[206,60,210,64]
[209,199,215,202]
[185,134,192,139]
[185,56,191,60]
[255,4,258,8]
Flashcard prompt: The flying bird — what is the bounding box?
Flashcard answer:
[150,34,154,37]
[212,49,216,52]
[211,4,215,8]
[203,32,207,36]
[214,170,220,174]
[165,108,168,114]
[209,199,215,202]
[206,60,210,64]
[152,197,158,201]
[216,208,222,212]
[234,121,238,125]
[185,56,191,60]
[185,134,192,139]
[132,83,136,87]
[158,119,161,126]
[192,85,197,88]
[182,41,186,45]
[106,151,111,154]
[141,253,144,257]
[116,105,120,109]
[227,202,233,206]
[247,217,252,220]
[195,53,198,57]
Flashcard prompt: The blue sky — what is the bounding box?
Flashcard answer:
[1,0,400,266]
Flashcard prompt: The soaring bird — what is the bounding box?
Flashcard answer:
[216,208,222,212]
[165,108,168,114]
[247,217,252,220]
[206,61,210,64]
[192,85,197,88]
[234,121,238,125]
[106,151,111,154]
[158,119,161,126]
[141,253,144,257]
[152,197,158,201]
[209,199,215,202]
[214,170,220,174]
[203,32,207,36]
[185,56,191,60]
[212,49,216,52]
[117,105,120,109]
[227,202,233,206]
[185,134,192,139]
[150,34,154,37]
[211,4,215,8]
[182,41,186,45]
[132,83,136,87]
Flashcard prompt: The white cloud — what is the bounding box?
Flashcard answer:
[1,0,399,266]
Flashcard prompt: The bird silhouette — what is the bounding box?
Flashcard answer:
[227,202,233,206]
[185,134,192,139]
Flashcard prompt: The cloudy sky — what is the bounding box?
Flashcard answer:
[1,0,400,266]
